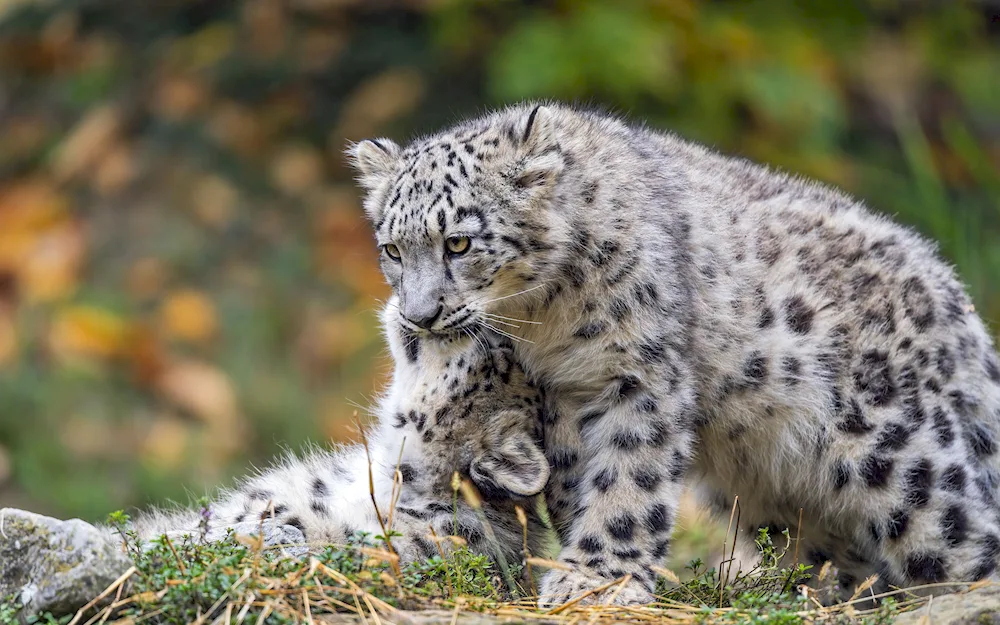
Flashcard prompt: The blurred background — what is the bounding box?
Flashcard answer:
[0,0,998,534]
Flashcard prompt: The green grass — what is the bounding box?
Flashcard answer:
[0,512,914,625]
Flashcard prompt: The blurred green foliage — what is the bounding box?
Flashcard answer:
[0,0,998,527]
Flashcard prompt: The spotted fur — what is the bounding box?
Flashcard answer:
[349,102,1000,606]
[126,305,550,567]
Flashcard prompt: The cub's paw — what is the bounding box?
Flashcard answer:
[537,568,654,609]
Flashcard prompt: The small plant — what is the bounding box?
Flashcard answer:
[658,526,812,609]
[401,546,510,601]
[1,596,21,625]
[106,509,143,559]
[196,496,212,543]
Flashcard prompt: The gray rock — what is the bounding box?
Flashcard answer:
[0,507,132,617]
[895,584,1000,625]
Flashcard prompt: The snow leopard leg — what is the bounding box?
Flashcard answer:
[538,379,697,607]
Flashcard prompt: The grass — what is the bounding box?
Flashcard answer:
[5,496,975,625]
[0,440,984,625]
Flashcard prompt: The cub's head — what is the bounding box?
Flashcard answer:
[385,313,549,500]
[347,104,571,340]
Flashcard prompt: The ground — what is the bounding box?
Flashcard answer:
[3,495,996,625]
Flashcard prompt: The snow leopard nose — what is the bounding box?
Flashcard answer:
[405,302,443,329]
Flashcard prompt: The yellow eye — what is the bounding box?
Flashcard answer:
[383,244,402,261]
[446,236,471,255]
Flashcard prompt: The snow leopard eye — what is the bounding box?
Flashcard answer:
[445,236,471,255]
[383,243,402,261]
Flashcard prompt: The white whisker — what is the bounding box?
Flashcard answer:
[481,315,520,329]
[484,312,542,325]
[463,327,490,358]
[479,321,534,344]
[481,282,548,304]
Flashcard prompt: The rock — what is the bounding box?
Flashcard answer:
[0,507,132,617]
[895,584,1000,625]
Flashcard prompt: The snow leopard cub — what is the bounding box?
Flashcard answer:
[348,102,1000,606]
[127,298,550,566]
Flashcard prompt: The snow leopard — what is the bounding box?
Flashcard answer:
[348,102,1000,606]
[126,302,550,567]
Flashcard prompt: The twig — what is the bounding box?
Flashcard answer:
[192,568,251,625]
[515,505,535,594]
[721,495,740,607]
[234,593,255,625]
[428,524,454,598]
[351,592,371,625]
[603,573,632,605]
[526,557,574,571]
[545,576,629,615]
[793,507,803,566]
[355,411,400,574]
[94,576,127,625]
[386,436,407,531]
[458,477,517,595]
[163,534,187,575]
[361,592,384,625]
[252,602,271,625]
[302,589,314,625]
[68,566,137,625]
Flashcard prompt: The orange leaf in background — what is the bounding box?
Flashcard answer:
[50,305,128,361]
[94,142,136,196]
[153,75,209,122]
[206,101,265,156]
[126,258,168,300]
[155,359,238,428]
[0,312,17,367]
[58,415,127,461]
[160,289,218,344]
[0,179,85,303]
[1,115,48,165]
[0,180,69,264]
[140,414,191,471]
[270,142,324,196]
[123,322,167,386]
[191,175,238,228]
[333,67,426,144]
[20,221,85,303]
[297,28,346,73]
[243,0,288,61]
[51,105,120,182]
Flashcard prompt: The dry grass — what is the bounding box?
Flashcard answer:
[68,477,992,625]
[14,427,987,625]
[63,547,995,625]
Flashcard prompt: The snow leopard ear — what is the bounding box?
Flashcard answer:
[346,138,401,191]
[516,105,563,191]
[469,426,549,498]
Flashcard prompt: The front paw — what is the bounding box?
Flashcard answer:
[537,568,654,609]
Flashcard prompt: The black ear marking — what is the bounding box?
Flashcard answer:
[370,139,388,153]
[523,104,543,144]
